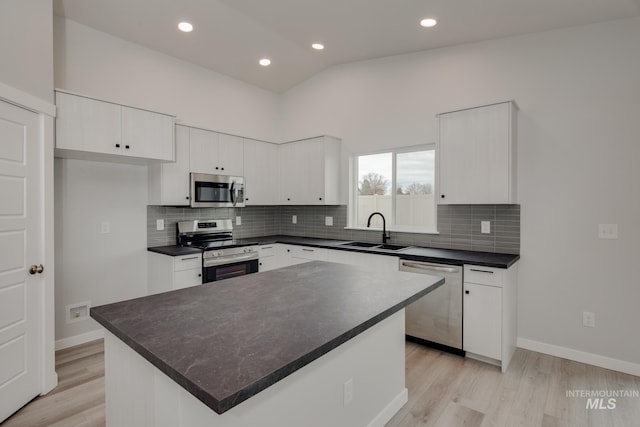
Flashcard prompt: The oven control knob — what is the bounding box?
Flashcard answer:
[217,251,223,256]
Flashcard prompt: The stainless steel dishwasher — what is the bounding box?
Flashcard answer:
[399,259,464,355]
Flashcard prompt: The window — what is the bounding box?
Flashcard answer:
[350,145,436,233]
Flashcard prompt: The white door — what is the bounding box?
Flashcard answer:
[0,100,43,422]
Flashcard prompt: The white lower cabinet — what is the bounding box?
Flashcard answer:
[326,249,398,271]
[260,244,397,273]
[148,252,202,295]
[463,263,518,372]
[284,245,328,265]
[258,244,288,272]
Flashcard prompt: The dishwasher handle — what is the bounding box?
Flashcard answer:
[400,261,460,274]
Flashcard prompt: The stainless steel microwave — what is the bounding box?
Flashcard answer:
[190,173,245,208]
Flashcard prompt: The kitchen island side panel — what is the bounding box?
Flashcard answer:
[105,310,407,427]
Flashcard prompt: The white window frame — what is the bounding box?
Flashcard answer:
[347,143,438,234]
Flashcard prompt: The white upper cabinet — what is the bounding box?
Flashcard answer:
[148,125,191,206]
[218,133,244,176]
[437,101,517,204]
[280,136,342,205]
[55,90,174,163]
[189,127,219,174]
[121,106,174,160]
[243,138,280,205]
[189,127,244,176]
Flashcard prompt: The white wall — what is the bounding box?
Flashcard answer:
[52,18,283,342]
[280,18,640,367]
[0,0,54,103]
[54,158,148,341]
[54,17,280,142]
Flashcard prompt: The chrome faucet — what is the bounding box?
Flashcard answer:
[366,212,390,245]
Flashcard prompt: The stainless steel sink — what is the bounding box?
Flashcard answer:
[340,241,379,248]
[376,244,408,251]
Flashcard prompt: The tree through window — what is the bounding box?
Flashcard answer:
[353,146,435,231]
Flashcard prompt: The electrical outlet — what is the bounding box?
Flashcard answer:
[156,219,165,231]
[325,216,333,226]
[236,216,242,226]
[583,311,595,327]
[343,378,353,407]
[292,215,297,224]
[66,301,91,324]
[101,221,110,234]
[598,224,618,239]
[481,221,491,234]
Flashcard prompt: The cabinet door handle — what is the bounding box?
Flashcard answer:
[465,290,470,294]
[261,246,273,250]
[319,197,322,201]
[186,196,189,200]
[125,145,130,149]
[115,143,120,148]
[215,166,219,170]
[198,274,202,277]
[302,248,314,252]
[180,256,199,261]
[441,194,445,198]
[470,268,494,274]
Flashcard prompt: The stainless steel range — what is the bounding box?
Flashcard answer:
[177,219,258,283]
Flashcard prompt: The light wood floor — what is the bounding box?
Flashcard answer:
[3,340,639,426]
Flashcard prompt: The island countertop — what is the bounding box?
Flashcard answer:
[90,261,444,415]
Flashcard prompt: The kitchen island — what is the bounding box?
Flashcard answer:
[91,261,444,427]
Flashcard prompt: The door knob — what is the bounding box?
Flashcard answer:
[29,264,44,275]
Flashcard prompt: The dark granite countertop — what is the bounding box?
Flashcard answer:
[147,245,202,256]
[240,235,520,269]
[148,235,519,268]
[91,261,443,415]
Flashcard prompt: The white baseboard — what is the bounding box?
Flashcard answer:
[517,338,640,377]
[367,388,408,427]
[55,329,104,351]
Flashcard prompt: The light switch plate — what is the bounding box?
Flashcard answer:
[325,216,333,226]
[101,221,110,234]
[236,216,242,226]
[598,224,618,239]
[292,215,297,224]
[481,221,491,234]
[156,219,164,231]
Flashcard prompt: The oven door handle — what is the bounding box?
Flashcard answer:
[203,253,258,267]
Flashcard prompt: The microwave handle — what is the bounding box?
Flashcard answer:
[230,180,236,206]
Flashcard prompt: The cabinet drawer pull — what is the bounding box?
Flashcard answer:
[470,268,494,274]
[180,256,199,261]
[261,246,273,250]
[302,248,314,252]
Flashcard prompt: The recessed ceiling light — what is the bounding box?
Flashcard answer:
[259,58,271,67]
[312,43,325,50]
[178,22,193,32]
[420,18,437,28]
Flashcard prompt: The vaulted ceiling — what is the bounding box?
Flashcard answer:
[53,0,640,93]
